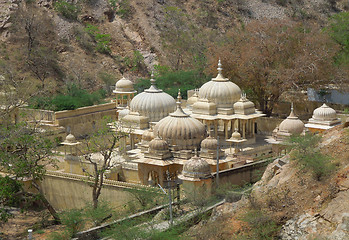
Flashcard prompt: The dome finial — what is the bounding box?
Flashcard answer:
[217,58,222,75]
[291,102,294,113]
[176,89,182,108]
[150,71,156,86]
[177,89,182,102]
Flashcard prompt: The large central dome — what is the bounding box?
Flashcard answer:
[129,75,176,122]
[154,91,206,151]
[198,60,241,108]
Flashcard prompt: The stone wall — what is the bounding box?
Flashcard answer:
[54,102,116,137]
[256,117,284,135]
[40,171,157,211]
[19,108,55,122]
[213,159,270,187]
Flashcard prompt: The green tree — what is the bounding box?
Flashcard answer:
[134,70,209,99]
[0,122,60,222]
[327,12,349,65]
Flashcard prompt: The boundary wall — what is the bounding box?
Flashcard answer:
[41,170,159,211]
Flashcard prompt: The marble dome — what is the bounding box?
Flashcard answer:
[201,131,218,151]
[312,103,337,121]
[114,77,135,93]
[233,93,255,115]
[187,90,199,108]
[129,76,176,122]
[231,129,242,140]
[117,107,130,120]
[65,133,77,143]
[154,91,206,150]
[198,60,241,108]
[182,155,211,179]
[149,136,169,151]
[142,128,155,142]
[279,106,304,135]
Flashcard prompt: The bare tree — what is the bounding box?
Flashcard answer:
[80,121,129,209]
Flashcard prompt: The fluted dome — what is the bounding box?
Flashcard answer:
[154,91,206,150]
[201,132,218,150]
[182,155,211,179]
[117,107,130,120]
[129,76,176,122]
[149,136,169,151]
[279,106,304,135]
[312,104,337,121]
[233,93,255,115]
[231,130,242,140]
[142,128,155,142]
[198,60,241,108]
[114,77,135,93]
[187,90,199,108]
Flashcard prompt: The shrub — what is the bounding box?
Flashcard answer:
[54,0,80,21]
[124,50,145,72]
[28,84,106,111]
[242,210,280,240]
[134,70,209,99]
[116,0,131,19]
[287,133,336,181]
[85,24,111,54]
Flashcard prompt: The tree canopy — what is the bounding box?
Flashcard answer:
[207,20,341,116]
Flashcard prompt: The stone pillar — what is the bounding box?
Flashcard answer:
[130,134,135,149]
[242,120,246,139]
[214,120,218,138]
[127,95,130,106]
[252,119,255,137]
[224,120,228,139]
[119,136,127,153]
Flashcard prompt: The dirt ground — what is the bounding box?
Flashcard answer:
[0,210,63,240]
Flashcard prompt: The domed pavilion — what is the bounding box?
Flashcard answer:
[305,103,341,133]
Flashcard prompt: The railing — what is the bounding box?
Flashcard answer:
[45,170,159,191]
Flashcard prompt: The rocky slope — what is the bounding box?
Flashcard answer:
[1,0,348,87]
[187,123,349,239]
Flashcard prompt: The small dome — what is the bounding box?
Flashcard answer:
[118,107,130,120]
[231,129,242,140]
[187,90,199,107]
[233,93,255,115]
[154,91,206,150]
[312,103,337,121]
[129,75,176,122]
[279,105,304,135]
[149,136,169,151]
[142,128,155,142]
[198,60,241,108]
[65,134,77,143]
[182,155,211,179]
[201,130,218,150]
[115,77,135,93]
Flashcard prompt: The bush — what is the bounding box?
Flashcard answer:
[124,50,145,72]
[287,133,336,181]
[28,84,106,111]
[54,0,80,21]
[242,210,280,240]
[134,70,209,99]
[85,24,111,54]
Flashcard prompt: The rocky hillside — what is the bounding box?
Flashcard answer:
[0,0,348,91]
[187,123,349,239]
